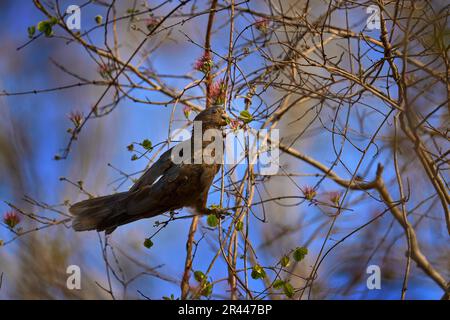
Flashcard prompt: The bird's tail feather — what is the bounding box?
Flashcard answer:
[70,192,130,233]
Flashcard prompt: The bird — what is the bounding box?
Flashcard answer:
[70,106,230,234]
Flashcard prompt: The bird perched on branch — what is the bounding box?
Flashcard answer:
[70,106,229,234]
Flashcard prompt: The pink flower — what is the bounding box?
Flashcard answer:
[229,118,242,130]
[183,105,192,119]
[68,111,83,128]
[209,80,226,105]
[3,211,21,229]
[255,18,269,33]
[194,51,213,74]
[146,16,159,31]
[328,191,341,205]
[302,186,316,201]
[98,63,113,79]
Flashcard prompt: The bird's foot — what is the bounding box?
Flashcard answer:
[204,206,230,219]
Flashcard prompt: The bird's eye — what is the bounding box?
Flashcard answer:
[212,109,218,114]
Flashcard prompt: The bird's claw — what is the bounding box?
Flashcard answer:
[205,207,229,219]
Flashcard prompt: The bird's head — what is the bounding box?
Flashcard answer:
[194,106,230,127]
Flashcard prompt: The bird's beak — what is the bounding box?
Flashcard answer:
[221,112,230,126]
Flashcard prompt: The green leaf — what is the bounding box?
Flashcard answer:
[235,220,244,231]
[238,110,253,124]
[251,265,266,280]
[280,255,290,268]
[27,26,36,38]
[194,271,206,282]
[95,15,103,25]
[273,279,285,290]
[49,17,58,25]
[200,281,213,297]
[207,214,219,228]
[36,20,47,32]
[142,139,152,150]
[143,238,153,249]
[37,20,54,37]
[293,247,308,262]
[127,144,134,151]
[131,154,138,161]
[283,282,294,298]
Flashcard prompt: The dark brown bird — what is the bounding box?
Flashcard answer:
[70,106,229,234]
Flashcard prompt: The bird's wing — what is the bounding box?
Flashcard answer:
[126,163,191,215]
[129,146,175,192]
